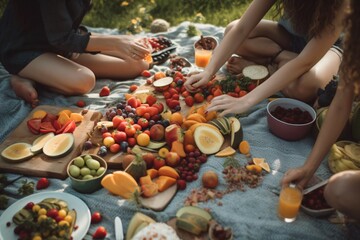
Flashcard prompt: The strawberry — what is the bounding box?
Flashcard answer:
[91,211,102,224]
[93,226,107,239]
[167,99,179,109]
[76,100,86,108]
[129,84,138,92]
[141,70,152,78]
[99,86,110,97]
[194,92,205,103]
[146,94,157,106]
[36,178,50,190]
[247,83,257,92]
[184,96,194,107]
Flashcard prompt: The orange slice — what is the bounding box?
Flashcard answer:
[253,157,265,165]
[259,162,270,172]
[215,146,236,157]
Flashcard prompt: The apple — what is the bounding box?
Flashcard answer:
[149,124,165,141]
[165,152,180,167]
[164,124,183,147]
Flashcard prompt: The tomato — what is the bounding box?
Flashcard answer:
[137,118,149,129]
[129,84,138,92]
[125,125,136,137]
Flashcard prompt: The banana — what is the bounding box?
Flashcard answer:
[329,144,344,160]
[334,158,350,173]
[339,158,360,170]
[344,143,360,164]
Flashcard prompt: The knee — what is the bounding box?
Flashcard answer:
[127,60,149,78]
[324,171,353,210]
[68,70,96,94]
[224,19,239,36]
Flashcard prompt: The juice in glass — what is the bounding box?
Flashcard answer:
[194,48,213,68]
[278,184,303,222]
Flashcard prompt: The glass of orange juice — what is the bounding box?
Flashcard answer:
[278,184,303,223]
[194,47,213,68]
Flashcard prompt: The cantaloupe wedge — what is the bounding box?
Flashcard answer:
[101,171,140,199]
[155,175,176,192]
[69,113,84,123]
[147,169,158,179]
[158,166,179,179]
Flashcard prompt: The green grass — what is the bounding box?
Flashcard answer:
[0,1,276,33]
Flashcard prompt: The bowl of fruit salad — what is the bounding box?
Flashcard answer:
[301,179,335,217]
[67,154,107,194]
[266,98,316,141]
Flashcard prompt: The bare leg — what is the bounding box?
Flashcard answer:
[19,53,96,95]
[73,52,149,79]
[324,170,360,221]
[281,49,341,104]
[10,75,39,108]
[225,19,293,74]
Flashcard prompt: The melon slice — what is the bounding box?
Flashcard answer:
[1,142,34,162]
[42,133,74,158]
[242,65,269,80]
[229,117,243,149]
[215,146,236,157]
[30,132,55,154]
[194,125,224,154]
[153,77,173,88]
[176,206,212,221]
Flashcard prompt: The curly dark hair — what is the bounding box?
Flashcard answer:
[341,0,360,93]
[274,0,343,39]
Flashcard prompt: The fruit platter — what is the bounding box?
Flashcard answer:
[0,192,91,240]
[0,106,102,179]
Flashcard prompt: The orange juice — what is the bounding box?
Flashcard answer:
[278,185,303,222]
[195,49,212,68]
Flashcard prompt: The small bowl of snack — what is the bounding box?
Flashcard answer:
[67,154,107,194]
[266,98,316,141]
[301,179,335,217]
[194,35,218,51]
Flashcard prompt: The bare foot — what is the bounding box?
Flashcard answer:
[226,55,255,75]
[10,75,39,108]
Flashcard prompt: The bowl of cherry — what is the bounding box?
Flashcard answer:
[301,179,335,217]
[266,98,316,141]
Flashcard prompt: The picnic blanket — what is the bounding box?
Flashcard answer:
[0,21,358,240]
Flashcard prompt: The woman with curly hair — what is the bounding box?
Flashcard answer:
[0,0,152,107]
[282,0,360,221]
[185,0,347,115]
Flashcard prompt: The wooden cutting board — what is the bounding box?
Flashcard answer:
[0,105,102,179]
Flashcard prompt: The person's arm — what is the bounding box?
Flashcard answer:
[38,0,91,53]
[185,0,275,91]
[282,77,354,188]
[38,0,150,57]
[207,0,346,116]
[205,0,275,77]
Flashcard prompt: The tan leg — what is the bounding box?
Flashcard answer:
[73,52,149,79]
[225,19,293,74]
[281,49,341,104]
[10,75,39,108]
[19,53,96,95]
[324,170,360,221]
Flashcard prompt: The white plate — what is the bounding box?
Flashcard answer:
[0,191,91,240]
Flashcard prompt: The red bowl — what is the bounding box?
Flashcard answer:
[266,98,316,141]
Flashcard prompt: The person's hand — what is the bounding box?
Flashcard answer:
[281,166,313,190]
[184,71,212,92]
[206,95,251,117]
[115,36,151,60]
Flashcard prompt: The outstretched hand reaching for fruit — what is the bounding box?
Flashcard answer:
[206,94,252,117]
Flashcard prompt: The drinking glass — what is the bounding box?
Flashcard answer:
[194,47,213,68]
[278,184,303,223]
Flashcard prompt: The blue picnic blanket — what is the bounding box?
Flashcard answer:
[0,21,358,240]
